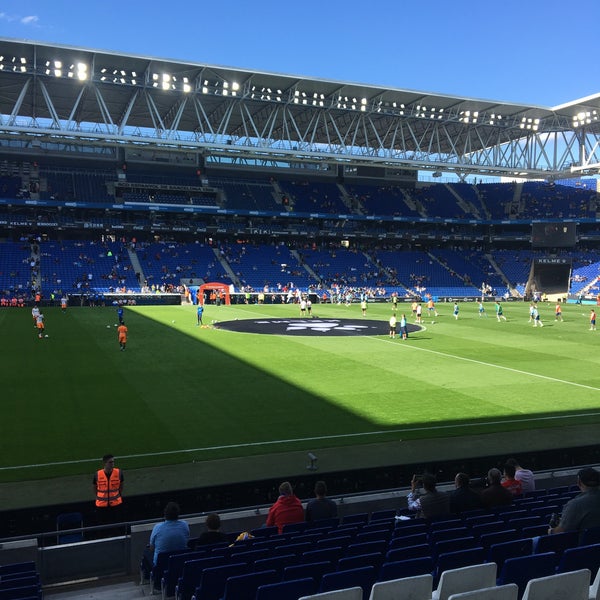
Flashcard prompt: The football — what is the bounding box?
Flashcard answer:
[44,334,49,338]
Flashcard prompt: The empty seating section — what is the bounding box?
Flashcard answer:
[345,183,421,217]
[278,180,347,214]
[131,486,600,600]
[412,184,468,219]
[39,167,114,202]
[40,240,139,294]
[0,561,42,599]
[0,241,31,297]
[214,177,279,212]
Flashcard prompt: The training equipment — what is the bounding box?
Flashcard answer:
[106,325,111,328]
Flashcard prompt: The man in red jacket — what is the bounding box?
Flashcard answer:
[266,481,304,533]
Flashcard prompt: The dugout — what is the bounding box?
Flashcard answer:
[199,281,231,305]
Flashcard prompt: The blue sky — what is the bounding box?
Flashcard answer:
[0,0,598,107]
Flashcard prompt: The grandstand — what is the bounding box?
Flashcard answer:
[1,37,600,597]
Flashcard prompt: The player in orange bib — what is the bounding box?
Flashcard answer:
[117,322,128,351]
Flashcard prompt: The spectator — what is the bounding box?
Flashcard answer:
[549,467,600,542]
[505,457,535,493]
[266,481,304,534]
[305,481,338,522]
[141,502,189,576]
[502,463,523,496]
[196,513,228,546]
[480,468,513,509]
[449,472,484,514]
[407,473,450,519]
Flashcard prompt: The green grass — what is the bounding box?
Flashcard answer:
[2,300,600,483]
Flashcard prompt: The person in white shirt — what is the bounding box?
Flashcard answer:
[505,457,535,493]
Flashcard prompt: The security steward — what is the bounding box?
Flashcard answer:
[93,453,124,526]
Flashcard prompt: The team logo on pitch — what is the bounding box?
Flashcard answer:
[215,318,416,337]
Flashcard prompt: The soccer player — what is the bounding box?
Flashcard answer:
[495,302,507,321]
[400,314,408,339]
[416,303,422,324]
[528,303,535,323]
[361,298,367,317]
[117,306,124,324]
[36,312,45,338]
[118,321,128,351]
[197,304,204,326]
[453,302,459,320]
[555,303,563,322]
[532,305,544,327]
[478,301,487,317]
[590,309,596,331]
[389,314,397,339]
[32,305,40,328]
[61,295,68,312]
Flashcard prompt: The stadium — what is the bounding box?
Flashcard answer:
[1,35,600,599]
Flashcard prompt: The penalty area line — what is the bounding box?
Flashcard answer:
[376,336,600,393]
[3,411,600,472]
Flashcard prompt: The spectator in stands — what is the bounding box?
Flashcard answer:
[93,453,124,524]
[480,468,513,509]
[549,467,600,541]
[502,462,523,496]
[196,513,228,545]
[141,501,189,576]
[407,473,450,519]
[305,480,338,522]
[266,481,304,533]
[505,457,535,493]
[449,472,484,514]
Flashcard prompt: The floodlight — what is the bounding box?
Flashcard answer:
[183,83,191,93]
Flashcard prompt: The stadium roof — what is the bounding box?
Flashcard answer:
[0,38,599,179]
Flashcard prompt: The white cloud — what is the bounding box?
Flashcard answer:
[21,15,39,25]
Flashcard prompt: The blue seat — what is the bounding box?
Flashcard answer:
[161,551,207,598]
[0,562,37,578]
[319,565,376,597]
[56,511,84,544]
[342,513,370,526]
[392,523,428,538]
[229,548,271,564]
[256,577,316,600]
[487,538,533,570]
[471,521,507,539]
[345,540,388,557]
[370,509,397,522]
[581,527,600,546]
[302,547,344,565]
[534,531,579,556]
[283,561,335,584]
[378,556,434,581]
[0,585,42,600]
[192,563,248,600]
[338,552,384,571]
[479,530,520,549]
[434,547,486,583]
[220,569,279,600]
[307,517,340,530]
[174,556,227,600]
[497,552,558,595]
[432,536,478,558]
[250,526,279,538]
[149,548,190,592]
[0,575,39,590]
[275,541,313,556]
[355,530,391,544]
[253,554,298,576]
[429,527,470,544]
[386,543,432,562]
[317,535,352,550]
[556,543,600,574]
[429,519,463,531]
[390,532,429,548]
[282,522,308,535]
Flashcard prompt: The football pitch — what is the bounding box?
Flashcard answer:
[2,299,600,487]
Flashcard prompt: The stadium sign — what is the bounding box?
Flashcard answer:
[215,318,420,337]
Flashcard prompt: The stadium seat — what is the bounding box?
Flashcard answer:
[302,547,344,565]
[556,543,600,574]
[220,569,279,600]
[191,563,248,600]
[174,556,228,600]
[255,577,316,600]
[338,552,384,571]
[378,556,434,581]
[368,573,433,600]
[253,554,298,577]
[283,561,335,584]
[161,551,210,598]
[433,562,497,600]
[386,542,432,562]
[319,565,376,597]
[446,584,518,600]
[590,566,600,600]
[299,587,362,600]
[496,552,558,596]
[56,511,84,544]
[487,538,533,570]
[370,509,397,522]
[434,548,487,585]
[581,527,600,546]
[534,531,578,556]
[521,568,591,600]
[342,513,370,526]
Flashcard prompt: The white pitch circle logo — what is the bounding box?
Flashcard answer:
[214,318,416,337]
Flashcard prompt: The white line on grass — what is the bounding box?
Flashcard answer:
[3,410,600,471]
[376,336,600,392]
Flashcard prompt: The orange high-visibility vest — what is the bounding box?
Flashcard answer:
[95,468,123,507]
